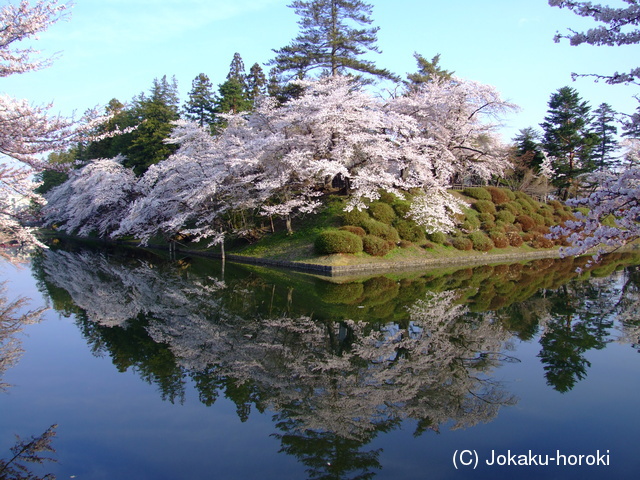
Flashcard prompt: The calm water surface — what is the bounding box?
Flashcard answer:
[1,243,639,479]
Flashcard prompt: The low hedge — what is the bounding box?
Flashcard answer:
[368,202,396,225]
[473,200,497,215]
[315,230,363,254]
[452,237,473,251]
[362,235,393,256]
[469,231,494,252]
[486,186,513,204]
[394,219,427,244]
[361,218,401,243]
[342,208,370,226]
[428,231,448,244]
[340,225,366,237]
[463,187,492,201]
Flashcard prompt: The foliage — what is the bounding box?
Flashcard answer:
[427,231,448,244]
[451,237,473,251]
[315,229,363,254]
[0,424,58,480]
[0,1,114,247]
[339,225,366,237]
[473,200,497,215]
[362,234,392,256]
[469,231,494,251]
[368,202,396,224]
[549,0,640,85]
[541,86,598,199]
[183,73,217,128]
[360,219,400,244]
[269,0,397,82]
[489,232,509,248]
[485,186,513,204]
[42,157,137,237]
[405,52,454,90]
[462,187,492,201]
[125,76,181,175]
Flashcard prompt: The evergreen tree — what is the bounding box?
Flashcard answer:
[84,98,137,161]
[227,52,248,89]
[184,73,217,128]
[215,79,252,115]
[269,0,397,83]
[406,52,454,90]
[541,86,598,199]
[509,127,547,182]
[126,76,181,175]
[246,63,267,101]
[592,102,619,171]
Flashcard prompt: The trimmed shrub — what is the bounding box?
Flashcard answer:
[427,231,448,244]
[500,202,523,216]
[394,219,427,244]
[516,199,535,215]
[339,225,366,237]
[486,186,512,204]
[392,199,411,218]
[361,218,401,243]
[315,230,363,254]
[490,232,509,248]
[516,214,536,232]
[469,231,494,251]
[506,231,524,247]
[530,233,554,249]
[548,200,564,212]
[368,202,396,225]
[378,190,398,204]
[462,187,492,201]
[531,213,546,226]
[495,210,516,224]
[473,200,497,215]
[452,237,473,251]
[478,212,495,223]
[342,208,369,226]
[398,240,413,248]
[515,191,537,206]
[362,235,393,256]
[460,208,481,231]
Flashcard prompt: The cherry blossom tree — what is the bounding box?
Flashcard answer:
[550,0,640,84]
[219,75,514,234]
[550,168,640,259]
[42,157,138,237]
[113,120,240,246]
[0,1,114,249]
[546,1,640,258]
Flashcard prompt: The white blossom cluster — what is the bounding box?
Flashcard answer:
[550,167,640,259]
[44,75,515,241]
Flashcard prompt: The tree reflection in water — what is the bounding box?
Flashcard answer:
[30,245,640,479]
[0,268,56,480]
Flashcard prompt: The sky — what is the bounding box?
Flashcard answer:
[3,0,639,142]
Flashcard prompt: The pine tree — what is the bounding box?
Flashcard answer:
[592,102,619,171]
[246,63,267,101]
[126,76,181,175]
[269,0,397,83]
[541,86,598,199]
[227,52,248,89]
[513,127,546,170]
[184,73,217,128]
[406,53,454,89]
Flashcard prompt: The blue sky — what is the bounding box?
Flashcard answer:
[4,0,638,142]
